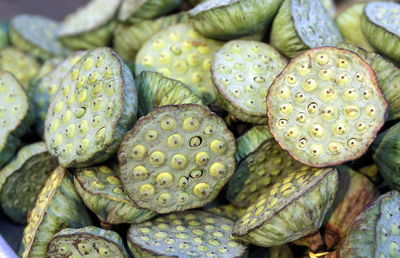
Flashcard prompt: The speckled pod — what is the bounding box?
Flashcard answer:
[270,0,342,58]
[339,190,400,258]
[232,167,338,247]
[44,47,138,168]
[47,226,130,257]
[74,165,156,225]
[206,204,246,221]
[266,47,388,167]
[127,211,248,257]
[58,0,121,50]
[0,21,9,48]
[235,125,272,162]
[189,0,283,40]
[18,167,92,258]
[0,142,58,224]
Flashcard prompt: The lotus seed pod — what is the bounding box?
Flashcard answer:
[362,1,400,64]
[188,0,283,40]
[18,166,92,258]
[127,211,248,257]
[0,21,9,48]
[206,204,246,221]
[270,0,343,58]
[10,14,68,60]
[58,0,121,50]
[266,46,388,167]
[232,167,338,247]
[0,142,58,224]
[118,0,182,24]
[235,125,272,162]
[118,104,236,213]
[74,165,156,225]
[135,23,223,105]
[34,57,63,82]
[339,190,400,258]
[47,226,130,258]
[227,139,304,208]
[137,71,203,116]
[212,40,287,124]
[44,47,138,168]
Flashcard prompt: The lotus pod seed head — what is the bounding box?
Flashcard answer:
[206,204,246,221]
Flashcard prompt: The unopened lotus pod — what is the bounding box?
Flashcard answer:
[362,1,400,64]
[0,142,58,224]
[270,0,343,58]
[137,71,203,116]
[118,0,182,24]
[74,165,156,225]
[10,14,68,59]
[127,211,248,257]
[206,204,246,221]
[212,40,287,124]
[266,46,388,167]
[339,190,400,258]
[0,21,9,48]
[235,125,272,162]
[118,104,236,213]
[135,23,223,105]
[44,47,138,168]
[232,167,338,247]
[188,0,283,40]
[227,139,304,208]
[18,166,92,258]
[58,0,121,50]
[47,226,130,258]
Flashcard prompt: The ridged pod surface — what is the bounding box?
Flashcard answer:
[235,125,272,163]
[127,211,248,257]
[47,226,130,258]
[118,104,236,213]
[135,23,223,105]
[206,204,246,221]
[212,40,287,124]
[0,142,58,224]
[74,165,156,225]
[266,47,388,167]
[44,47,138,168]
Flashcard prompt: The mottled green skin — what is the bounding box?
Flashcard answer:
[0,135,20,169]
[339,191,400,258]
[235,125,272,162]
[0,21,9,48]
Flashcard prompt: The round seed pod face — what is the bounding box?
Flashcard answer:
[135,23,223,105]
[44,47,138,168]
[267,46,388,167]
[118,0,181,23]
[235,125,272,163]
[127,211,248,257]
[212,40,287,124]
[118,104,236,213]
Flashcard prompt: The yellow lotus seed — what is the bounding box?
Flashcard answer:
[150,151,166,167]
[298,138,307,148]
[106,176,121,185]
[328,142,342,155]
[131,144,147,159]
[309,144,324,156]
[78,120,89,134]
[316,52,329,65]
[321,106,338,120]
[99,166,112,174]
[307,102,318,114]
[310,124,324,138]
[156,172,173,186]
[193,183,210,198]
[209,162,226,178]
[302,78,318,92]
[158,192,172,204]
[286,74,296,85]
[347,138,358,148]
[320,87,337,101]
[278,87,290,99]
[145,130,158,142]
[171,154,188,169]
[83,58,93,70]
[195,152,210,166]
[160,116,175,130]
[66,124,75,138]
[133,166,148,179]
[92,181,105,189]
[210,140,226,154]
[54,101,64,113]
[139,184,155,199]
[333,122,348,135]
[62,110,72,124]
[319,68,332,80]
[183,116,200,131]
[294,92,306,103]
[344,105,360,119]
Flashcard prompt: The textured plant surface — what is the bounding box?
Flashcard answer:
[0,21,9,48]
[206,204,246,221]
[235,125,272,162]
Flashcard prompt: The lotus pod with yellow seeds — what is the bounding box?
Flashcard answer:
[74,165,156,225]
[235,125,272,162]
[135,23,223,105]
[44,47,138,168]
[232,167,338,247]
[18,166,92,258]
[206,204,246,221]
[212,40,287,124]
[127,211,248,257]
[118,104,236,214]
[266,46,388,167]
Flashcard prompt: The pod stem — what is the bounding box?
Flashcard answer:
[323,224,340,250]
[294,231,325,252]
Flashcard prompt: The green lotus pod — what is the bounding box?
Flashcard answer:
[137,71,203,116]
[227,139,304,208]
[0,47,40,89]
[321,0,336,17]
[58,0,121,50]
[362,1,400,64]
[0,21,9,48]
[266,47,388,167]
[336,3,374,51]
[339,190,400,258]
[113,12,189,62]
[212,40,287,124]
[118,0,182,24]
[118,104,236,213]
[10,14,68,60]
[270,0,343,58]
[0,142,58,224]
[44,47,138,168]
[135,23,223,105]
[232,167,338,247]
[206,204,246,221]
[235,125,272,162]
[127,211,248,257]
[188,0,283,40]
[47,226,130,257]
[18,166,92,258]
[74,165,156,225]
